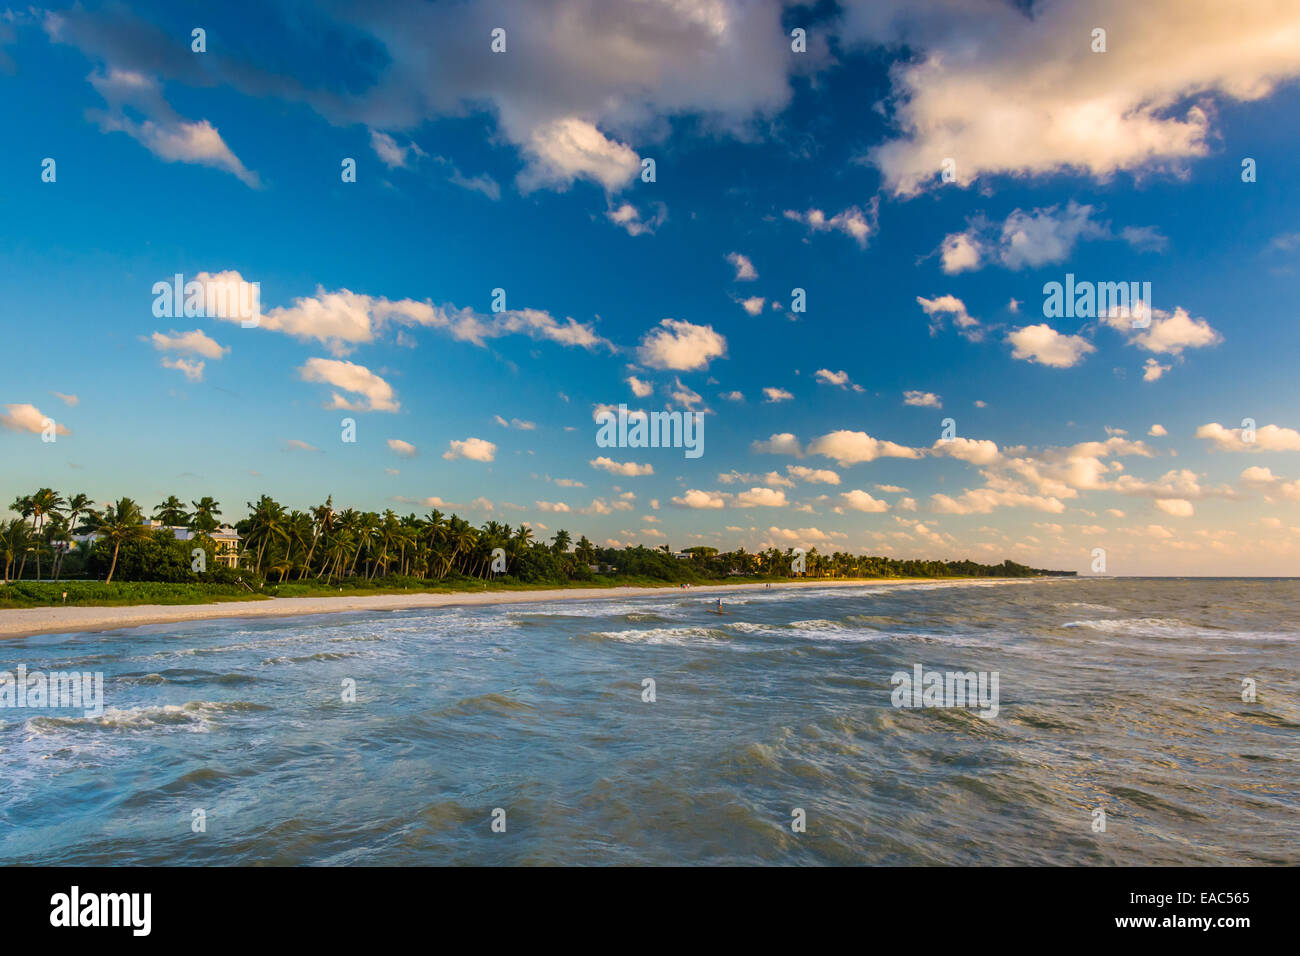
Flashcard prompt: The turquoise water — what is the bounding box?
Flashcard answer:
[1,578,1296,865]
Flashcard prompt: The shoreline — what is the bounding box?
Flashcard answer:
[0,577,1031,640]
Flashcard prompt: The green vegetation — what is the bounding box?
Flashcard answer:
[1,486,1073,608]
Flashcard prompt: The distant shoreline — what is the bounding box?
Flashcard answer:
[0,577,1036,640]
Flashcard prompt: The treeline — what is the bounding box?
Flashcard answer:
[2,487,1073,586]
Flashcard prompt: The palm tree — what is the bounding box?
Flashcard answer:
[551,529,572,555]
[152,495,190,526]
[0,518,32,583]
[302,497,334,579]
[575,535,596,566]
[190,497,222,533]
[10,488,65,581]
[243,495,288,574]
[53,492,92,581]
[97,497,150,583]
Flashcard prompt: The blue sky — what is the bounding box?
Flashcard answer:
[3,0,1300,574]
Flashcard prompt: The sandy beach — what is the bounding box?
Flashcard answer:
[0,578,1009,640]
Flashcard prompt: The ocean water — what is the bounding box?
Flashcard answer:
[0,578,1296,865]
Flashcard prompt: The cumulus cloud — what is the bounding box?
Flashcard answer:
[606,201,667,236]
[672,489,727,510]
[387,439,417,457]
[150,329,229,359]
[1102,306,1222,355]
[636,319,726,371]
[904,390,942,408]
[1197,422,1300,452]
[842,489,890,513]
[369,129,425,169]
[1148,424,1168,437]
[1006,324,1095,368]
[1,403,70,435]
[299,358,399,412]
[733,487,788,508]
[763,387,793,403]
[787,465,840,485]
[751,433,803,457]
[814,369,850,388]
[74,66,261,187]
[806,430,923,466]
[939,202,1133,272]
[590,457,653,476]
[916,294,981,339]
[784,199,879,248]
[204,274,610,357]
[851,0,1300,196]
[1143,358,1171,382]
[932,437,1001,466]
[161,357,205,381]
[726,252,758,281]
[444,437,497,462]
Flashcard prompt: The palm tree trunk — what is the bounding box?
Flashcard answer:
[106,542,121,583]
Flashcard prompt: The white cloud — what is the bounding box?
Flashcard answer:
[1148,424,1168,437]
[726,252,758,281]
[734,487,787,508]
[150,329,229,359]
[672,489,726,510]
[939,233,982,274]
[626,376,654,398]
[387,439,418,457]
[1006,324,1095,368]
[784,199,879,248]
[1154,498,1194,517]
[0,403,69,435]
[369,128,425,169]
[751,433,803,457]
[590,456,654,476]
[520,117,640,192]
[606,201,667,236]
[161,357,205,381]
[80,67,261,187]
[493,415,536,430]
[763,387,793,403]
[443,437,497,462]
[299,357,399,412]
[806,430,923,466]
[932,437,1001,466]
[787,465,840,485]
[217,276,610,356]
[916,294,981,340]
[852,0,1300,196]
[904,390,942,408]
[738,296,766,316]
[636,319,726,371]
[842,489,890,513]
[1197,422,1300,452]
[814,369,850,387]
[1103,306,1222,355]
[1143,358,1171,382]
